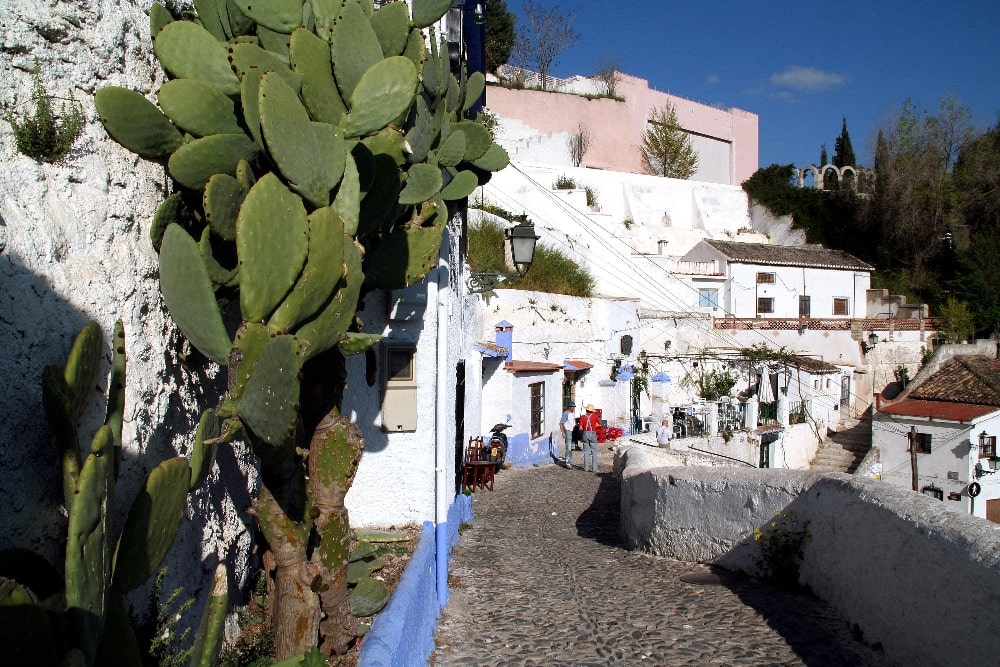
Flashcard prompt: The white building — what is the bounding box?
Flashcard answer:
[679,239,873,319]
[874,341,1000,523]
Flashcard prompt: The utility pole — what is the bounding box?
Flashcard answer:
[909,426,919,491]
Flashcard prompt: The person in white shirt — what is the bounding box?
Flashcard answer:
[559,402,576,467]
[655,417,672,447]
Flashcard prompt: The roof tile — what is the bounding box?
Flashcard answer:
[705,240,874,271]
[909,356,1000,406]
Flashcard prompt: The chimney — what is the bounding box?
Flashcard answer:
[495,321,514,362]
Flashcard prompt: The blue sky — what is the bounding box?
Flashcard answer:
[504,0,1000,173]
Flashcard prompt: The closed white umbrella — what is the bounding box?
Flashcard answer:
[758,368,775,403]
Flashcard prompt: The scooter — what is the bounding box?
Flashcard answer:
[487,422,511,467]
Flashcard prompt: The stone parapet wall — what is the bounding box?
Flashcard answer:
[616,445,1000,667]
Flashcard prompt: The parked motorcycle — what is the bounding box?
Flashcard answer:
[487,422,511,467]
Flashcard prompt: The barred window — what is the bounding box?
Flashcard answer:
[980,435,997,459]
[529,382,545,438]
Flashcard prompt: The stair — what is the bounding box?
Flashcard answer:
[811,415,872,474]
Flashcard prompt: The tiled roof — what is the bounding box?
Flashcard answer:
[786,355,840,374]
[705,240,874,271]
[505,360,564,373]
[909,356,1000,406]
[473,341,508,358]
[878,398,998,421]
[564,359,593,371]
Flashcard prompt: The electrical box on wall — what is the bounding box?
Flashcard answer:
[382,345,417,432]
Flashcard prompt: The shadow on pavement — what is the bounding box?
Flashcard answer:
[575,471,623,546]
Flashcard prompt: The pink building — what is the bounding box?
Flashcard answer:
[485,72,758,186]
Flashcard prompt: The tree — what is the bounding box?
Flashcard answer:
[567,124,590,167]
[640,102,698,179]
[593,52,621,97]
[513,0,581,90]
[954,120,1000,232]
[833,117,856,167]
[869,97,974,293]
[819,144,828,167]
[484,0,516,73]
[938,297,976,342]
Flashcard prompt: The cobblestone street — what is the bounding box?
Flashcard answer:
[432,446,886,666]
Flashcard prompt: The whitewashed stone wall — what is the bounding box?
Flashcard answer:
[0,0,255,621]
[617,445,1000,667]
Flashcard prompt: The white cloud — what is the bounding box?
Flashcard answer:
[769,66,847,92]
[706,74,720,85]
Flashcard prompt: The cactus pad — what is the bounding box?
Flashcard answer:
[203,173,247,242]
[236,173,310,323]
[154,20,240,95]
[94,87,184,159]
[440,169,478,201]
[330,0,384,102]
[112,456,191,592]
[341,56,418,138]
[167,133,261,191]
[259,72,342,207]
[236,334,302,446]
[410,0,452,28]
[157,79,244,137]
[348,576,389,616]
[289,27,347,125]
[158,224,232,366]
[268,206,346,332]
[230,0,302,33]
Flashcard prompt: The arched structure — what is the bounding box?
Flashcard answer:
[796,164,858,191]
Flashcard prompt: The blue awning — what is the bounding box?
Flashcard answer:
[651,372,672,383]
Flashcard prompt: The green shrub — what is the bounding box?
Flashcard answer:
[554,174,576,189]
[584,186,597,207]
[148,568,195,667]
[749,510,810,588]
[467,217,594,297]
[6,59,84,163]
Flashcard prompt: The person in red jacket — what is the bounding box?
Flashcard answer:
[579,404,600,472]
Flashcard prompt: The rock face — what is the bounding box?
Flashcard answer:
[0,0,254,623]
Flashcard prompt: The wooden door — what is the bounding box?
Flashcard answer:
[987,499,1000,524]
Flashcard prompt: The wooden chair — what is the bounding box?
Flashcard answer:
[461,436,497,492]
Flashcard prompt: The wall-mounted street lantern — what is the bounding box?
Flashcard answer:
[861,332,880,353]
[975,431,999,478]
[467,222,540,294]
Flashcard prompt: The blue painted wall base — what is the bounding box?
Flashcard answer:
[358,494,473,666]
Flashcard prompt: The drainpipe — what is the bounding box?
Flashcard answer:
[432,249,450,607]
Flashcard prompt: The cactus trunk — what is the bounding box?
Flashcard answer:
[308,413,364,655]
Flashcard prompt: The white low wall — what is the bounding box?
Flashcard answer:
[616,445,1000,667]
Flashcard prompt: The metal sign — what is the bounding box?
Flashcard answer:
[968,482,982,498]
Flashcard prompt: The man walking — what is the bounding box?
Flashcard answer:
[580,404,599,472]
[559,402,576,467]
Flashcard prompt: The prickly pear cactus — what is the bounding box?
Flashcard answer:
[95,0,509,659]
[2,321,227,667]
